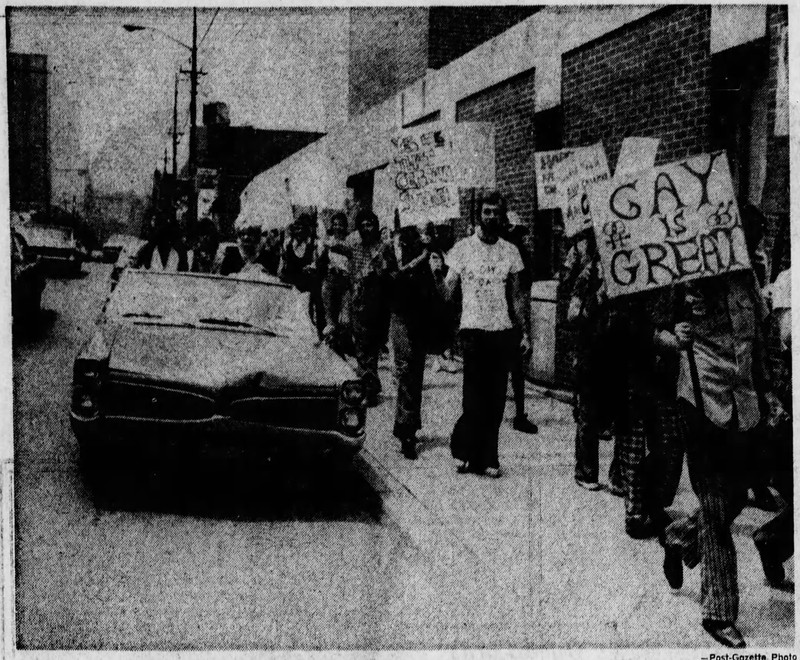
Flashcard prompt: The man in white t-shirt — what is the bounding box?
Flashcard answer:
[443,191,530,478]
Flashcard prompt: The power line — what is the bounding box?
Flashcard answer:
[199,8,220,47]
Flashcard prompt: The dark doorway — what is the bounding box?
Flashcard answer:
[710,38,768,202]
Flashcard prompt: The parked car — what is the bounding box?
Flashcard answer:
[102,234,143,264]
[11,230,46,324]
[71,269,366,499]
[16,223,84,274]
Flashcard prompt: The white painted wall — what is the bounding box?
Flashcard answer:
[242,4,768,221]
[710,5,766,54]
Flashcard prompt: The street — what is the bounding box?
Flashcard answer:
[12,263,795,649]
[12,263,437,649]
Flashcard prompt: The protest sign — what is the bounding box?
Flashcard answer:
[590,151,750,298]
[615,137,660,177]
[534,148,576,210]
[390,123,459,225]
[554,143,610,238]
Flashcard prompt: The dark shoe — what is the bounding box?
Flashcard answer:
[750,486,779,512]
[702,620,745,648]
[575,478,602,491]
[513,414,538,434]
[400,438,418,460]
[651,510,672,538]
[663,544,683,589]
[626,516,657,539]
[483,467,502,479]
[754,537,786,587]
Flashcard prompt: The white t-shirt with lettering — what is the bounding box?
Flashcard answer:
[446,233,524,331]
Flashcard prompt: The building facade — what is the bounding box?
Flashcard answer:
[7,53,49,213]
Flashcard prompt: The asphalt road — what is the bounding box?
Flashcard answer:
[12,262,426,650]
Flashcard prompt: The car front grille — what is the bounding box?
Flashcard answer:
[103,380,214,421]
[228,395,339,430]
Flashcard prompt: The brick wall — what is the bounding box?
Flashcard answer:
[555,5,712,387]
[454,68,536,242]
[428,7,540,70]
[348,8,429,118]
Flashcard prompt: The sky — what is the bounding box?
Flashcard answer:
[8,7,349,198]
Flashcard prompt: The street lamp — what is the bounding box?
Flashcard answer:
[122,23,191,51]
[123,9,199,231]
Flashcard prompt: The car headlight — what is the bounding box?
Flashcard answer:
[72,389,98,416]
[339,407,364,431]
[341,380,364,405]
[72,357,106,417]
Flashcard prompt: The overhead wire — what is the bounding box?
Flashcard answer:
[199,8,220,47]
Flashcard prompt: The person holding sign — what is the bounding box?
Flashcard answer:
[660,266,783,648]
[442,192,529,478]
[384,225,445,460]
[568,238,678,538]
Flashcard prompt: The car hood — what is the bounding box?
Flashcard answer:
[106,322,356,392]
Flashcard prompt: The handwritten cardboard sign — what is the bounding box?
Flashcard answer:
[390,124,459,225]
[534,148,577,210]
[554,143,611,238]
[615,137,660,178]
[590,151,751,298]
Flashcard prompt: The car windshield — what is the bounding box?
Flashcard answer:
[106,270,312,337]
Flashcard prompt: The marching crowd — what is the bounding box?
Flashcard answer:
[138,190,791,648]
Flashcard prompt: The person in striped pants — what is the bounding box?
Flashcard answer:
[660,271,784,648]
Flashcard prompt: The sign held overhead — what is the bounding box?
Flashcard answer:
[390,124,459,225]
[590,151,751,298]
[554,143,611,238]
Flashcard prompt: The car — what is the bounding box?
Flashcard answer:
[16,223,84,274]
[102,233,143,264]
[11,230,46,324]
[71,269,366,497]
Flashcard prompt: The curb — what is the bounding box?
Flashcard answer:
[355,448,482,566]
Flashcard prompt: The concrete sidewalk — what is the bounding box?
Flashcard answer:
[359,355,795,648]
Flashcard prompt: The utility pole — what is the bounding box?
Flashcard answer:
[163,148,168,175]
[172,71,179,180]
[188,7,198,230]
[178,8,203,234]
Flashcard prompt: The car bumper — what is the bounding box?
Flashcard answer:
[70,411,365,462]
[37,252,83,267]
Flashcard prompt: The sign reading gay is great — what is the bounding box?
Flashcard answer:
[590,151,751,298]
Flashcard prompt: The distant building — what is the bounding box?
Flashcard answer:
[178,102,324,237]
[7,53,49,212]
